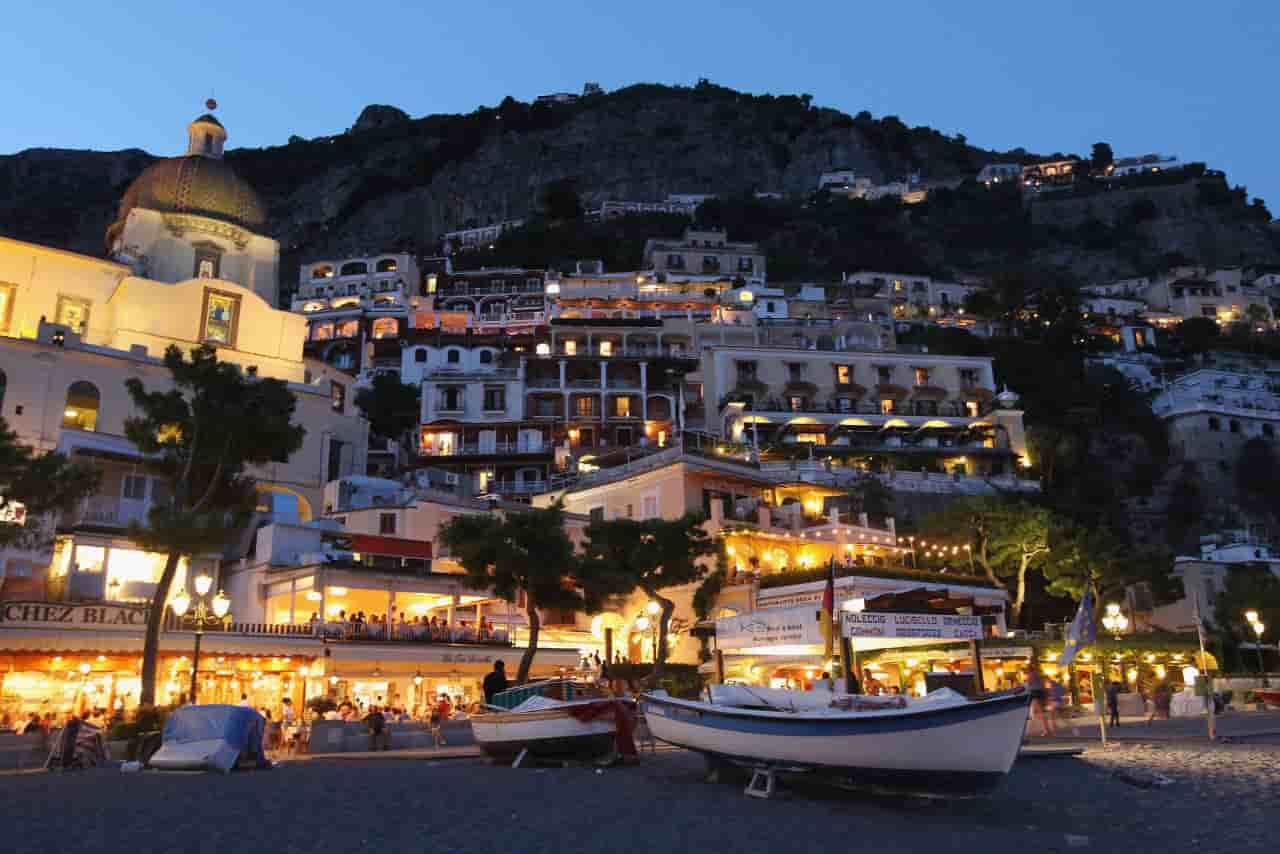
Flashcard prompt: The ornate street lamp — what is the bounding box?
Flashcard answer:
[1245,610,1268,687]
[169,572,231,704]
[1101,603,1129,639]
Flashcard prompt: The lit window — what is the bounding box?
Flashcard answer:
[615,397,631,417]
[55,295,91,336]
[564,340,577,356]
[880,399,895,415]
[371,318,398,339]
[836,365,852,384]
[63,381,100,431]
[914,367,930,386]
[599,341,613,357]
[335,319,359,338]
[200,289,240,347]
[311,323,334,341]
[536,342,551,356]
[966,401,980,418]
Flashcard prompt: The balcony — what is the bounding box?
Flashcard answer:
[161,614,513,646]
[74,496,151,529]
[429,441,549,457]
[489,480,548,495]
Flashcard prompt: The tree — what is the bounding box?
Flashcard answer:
[1166,464,1204,551]
[1236,438,1280,518]
[439,501,581,683]
[1090,142,1114,173]
[1212,563,1280,672]
[579,513,715,680]
[355,374,421,443]
[1245,304,1271,328]
[539,178,583,221]
[916,497,1054,626]
[125,345,307,706]
[846,476,894,525]
[1178,316,1219,355]
[0,417,101,550]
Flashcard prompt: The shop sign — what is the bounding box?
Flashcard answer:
[980,646,1034,660]
[0,601,149,631]
[842,611,983,641]
[716,605,822,651]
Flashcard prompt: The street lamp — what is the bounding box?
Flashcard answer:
[1245,611,1268,687]
[169,571,231,704]
[1102,603,1129,639]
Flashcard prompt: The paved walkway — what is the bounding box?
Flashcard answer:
[1024,709,1280,743]
[280,744,483,763]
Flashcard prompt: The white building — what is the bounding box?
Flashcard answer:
[1108,154,1184,178]
[976,163,1020,185]
[441,220,526,253]
[1150,534,1280,631]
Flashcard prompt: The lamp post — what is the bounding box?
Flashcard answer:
[1245,610,1268,687]
[169,572,231,704]
[1101,604,1129,681]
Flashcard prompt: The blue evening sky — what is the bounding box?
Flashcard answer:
[3,1,1276,210]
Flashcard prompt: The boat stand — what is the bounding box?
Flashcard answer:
[744,768,780,799]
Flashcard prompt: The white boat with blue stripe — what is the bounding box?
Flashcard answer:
[640,685,1029,794]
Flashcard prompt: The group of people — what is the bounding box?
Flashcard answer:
[1024,664,1069,737]
[309,611,501,643]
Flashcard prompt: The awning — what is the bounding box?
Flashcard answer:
[0,628,321,657]
[349,534,432,560]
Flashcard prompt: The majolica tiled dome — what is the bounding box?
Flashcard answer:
[106,110,265,246]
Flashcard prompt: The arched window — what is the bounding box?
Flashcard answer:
[446,349,461,364]
[479,350,494,364]
[63,381,100,431]
[414,349,427,363]
[339,261,368,277]
[375,258,398,273]
[311,265,334,280]
[370,317,398,339]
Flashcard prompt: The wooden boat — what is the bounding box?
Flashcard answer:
[1257,689,1280,710]
[640,685,1029,794]
[471,679,634,761]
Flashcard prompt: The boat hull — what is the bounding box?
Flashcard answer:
[471,707,617,761]
[640,692,1029,794]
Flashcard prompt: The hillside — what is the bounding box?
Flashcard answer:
[1,81,1276,292]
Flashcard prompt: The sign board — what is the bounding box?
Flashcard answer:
[0,602,149,631]
[980,646,1034,660]
[842,611,983,641]
[715,605,822,651]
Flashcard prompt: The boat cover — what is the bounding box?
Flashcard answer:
[709,684,969,715]
[149,704,269,773]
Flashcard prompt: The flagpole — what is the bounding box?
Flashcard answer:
[1194,593,1216,741]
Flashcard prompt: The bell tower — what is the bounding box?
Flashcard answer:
[187,98,227,159]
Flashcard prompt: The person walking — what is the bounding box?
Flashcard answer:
[1025,664,1048,736]
[1106,680,1122,728]
[1043,677,1061,737]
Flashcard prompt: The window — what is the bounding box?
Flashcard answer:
[330,381,346,412]
[339,261,368,276]
[877,366,893,384]
[625,504,634,519]
[576,397,595,417]
[441,388,463,412]
[914,367,931,386]
[1230,420,1240,433]
[193,244,222,280]
[55,295,91,336]
[1207,417,1220,431]
[327,439,345,482]
[483,387,506,411]
[371,317,398,339]
[765,301,776,313]
[63,381,100,431]
[966,401,981,418]
[737,360,758,379]
[414,349,427,363]
[0,283,15,334]
[376,258,398,273]
[737,257,754,272]
[836,365,852,385]
[312,265,334,280]
[589,506,605,522]
[599,340,613,357]
[200,289,240,347]
[122,474,148,501]
[335,319,359,338]
[837,397,852,413]
[642,495,658,519]
[880,398,895,415]
[788,396,804,412]
[379,513,397,534]
[959,368,979,389]
[1264,424,1275,438]
[787,363,804,381]
[665,254,684,269]
[702,256,720,272]
[446,349,461,364]
[479,350,494,364]
[564,340,577,356]
[311,323,334,341]
[614,397,631,417]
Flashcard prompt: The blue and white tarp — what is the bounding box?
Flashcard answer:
[150,704,269,774]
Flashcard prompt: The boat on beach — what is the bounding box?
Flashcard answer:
[640,684,1029,794]
[471,679,636,762]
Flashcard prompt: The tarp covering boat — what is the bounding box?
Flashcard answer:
[149,704,269,774]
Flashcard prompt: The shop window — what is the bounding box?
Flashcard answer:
[311,323,334,341]
[55,295,91,336]
[371,318,398,339]
[63,381,100,431]
[379,513,397,535]
[200,289,240,347]
[0,282,16,334]
[334,319,359,338]
[73,545,106,573]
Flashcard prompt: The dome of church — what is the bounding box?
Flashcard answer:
[106,109,266,247]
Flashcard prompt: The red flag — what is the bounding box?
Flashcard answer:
[821,558,836,659]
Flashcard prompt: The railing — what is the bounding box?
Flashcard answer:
[426,368,519,381]
[76,497,150,528]
[489,480,549,494]
[426,441,549,457]
[162,614,513,646]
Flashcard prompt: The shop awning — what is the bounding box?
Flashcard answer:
[0,628,321,657]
